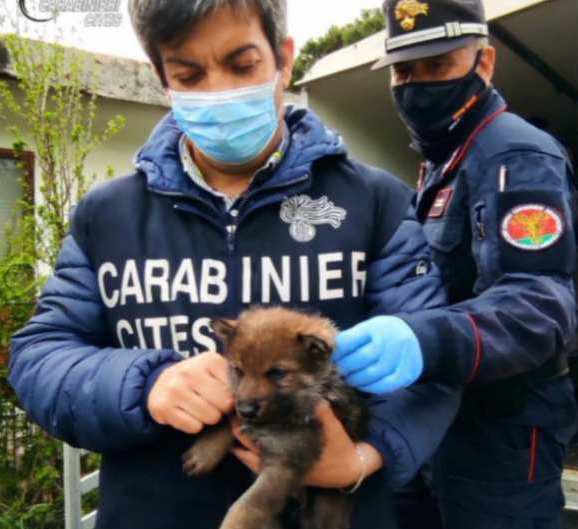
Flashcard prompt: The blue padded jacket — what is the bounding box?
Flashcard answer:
[9,107,461,529]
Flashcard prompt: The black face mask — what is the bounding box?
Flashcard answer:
[392,51,488,162]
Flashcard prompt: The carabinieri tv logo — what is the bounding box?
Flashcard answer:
[18,0,122,27]
[19,0,53,22]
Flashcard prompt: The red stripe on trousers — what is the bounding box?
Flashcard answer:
[528,427,540,482]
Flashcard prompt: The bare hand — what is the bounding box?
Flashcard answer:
[147,352,234,435]
[231,402,384,488]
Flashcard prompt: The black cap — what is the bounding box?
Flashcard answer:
[373,0,488,69]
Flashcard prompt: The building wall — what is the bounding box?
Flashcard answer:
[0,79,312,261]
[302,0,578,185]
[0,79,169,193]
[305,67,421,186]
[0,80,310,204]
[0,78,168,264]
[84,96,169,182]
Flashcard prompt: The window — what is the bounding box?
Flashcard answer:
[0,149,34,257]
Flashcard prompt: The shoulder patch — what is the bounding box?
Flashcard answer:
[500,204,564,251]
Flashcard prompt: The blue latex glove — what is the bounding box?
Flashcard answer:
[333,316,424,394]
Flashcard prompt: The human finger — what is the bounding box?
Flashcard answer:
[334,342,379,376]
[333,326,371,362]
[168,407,204,435]
[205,353,231,386]
[360,369,409,395]
[232,428,259,452]
[346,359,395,389]
[187,375,234,414]
[232,447,261,473]
[176,388,223,426]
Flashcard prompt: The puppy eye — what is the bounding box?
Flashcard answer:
[266,368,287,382]
[233,366,245,379]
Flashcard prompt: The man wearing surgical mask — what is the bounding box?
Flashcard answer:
[8,1,464,528]
[333,1,577,528]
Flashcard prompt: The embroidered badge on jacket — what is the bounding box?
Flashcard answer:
[501,204,564,251]
[280,195,347,243]
[395,0,430,31]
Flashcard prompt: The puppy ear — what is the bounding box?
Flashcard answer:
[211,319,238,347]
[298,334,333,361]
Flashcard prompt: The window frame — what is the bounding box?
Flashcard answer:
[0,147,35,206]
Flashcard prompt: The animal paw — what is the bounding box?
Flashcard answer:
[181,441,223,477]
[181,424,233,477]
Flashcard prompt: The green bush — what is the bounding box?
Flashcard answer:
[292,8,386,86]
[0,32,124,529]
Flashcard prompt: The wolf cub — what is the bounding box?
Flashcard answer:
[181,307,369,529]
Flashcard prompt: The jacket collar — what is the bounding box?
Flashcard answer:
[132,106,347,199]
[422,88,507,166]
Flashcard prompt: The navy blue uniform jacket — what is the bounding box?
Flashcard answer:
[400,90,576,386]
[9,108,460,529]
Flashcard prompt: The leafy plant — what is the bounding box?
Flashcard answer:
[0,31,125,529]
[0,33,126,269]
[291,8,386,86]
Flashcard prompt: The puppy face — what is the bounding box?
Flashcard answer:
[212,308,336,425]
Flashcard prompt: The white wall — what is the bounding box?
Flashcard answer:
[0,79,169,185]
[306,67,421,185]
[302,0,578,181]
[0,77,168,271]
[0,77,169,208]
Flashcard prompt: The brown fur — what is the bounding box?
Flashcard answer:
[182,307,369,529]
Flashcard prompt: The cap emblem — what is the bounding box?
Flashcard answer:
[395,0,430,31]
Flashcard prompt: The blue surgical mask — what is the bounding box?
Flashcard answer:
[169,73,281,165]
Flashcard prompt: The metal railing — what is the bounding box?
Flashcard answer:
[63,444,99,529]
[54,442,578,524]
[0,401,36,467]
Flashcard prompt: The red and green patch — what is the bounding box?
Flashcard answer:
[501,204,564,251]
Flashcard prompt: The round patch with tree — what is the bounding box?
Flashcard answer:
[501,204,564,251]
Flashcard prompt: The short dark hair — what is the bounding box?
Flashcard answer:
[128,0,288,87]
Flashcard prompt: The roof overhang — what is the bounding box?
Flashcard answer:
[298,0,577,180]
[297,0,551,86]
[0,35,169,107]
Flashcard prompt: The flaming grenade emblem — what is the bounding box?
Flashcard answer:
[395,0,430,31]
[280,195,347,243]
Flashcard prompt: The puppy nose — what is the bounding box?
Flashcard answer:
[237,400,261,419]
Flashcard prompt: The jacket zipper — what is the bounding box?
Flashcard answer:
[157,173,310,314]
[223,173,311,306]
[237,173,311,222]
[226,223,237,253]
